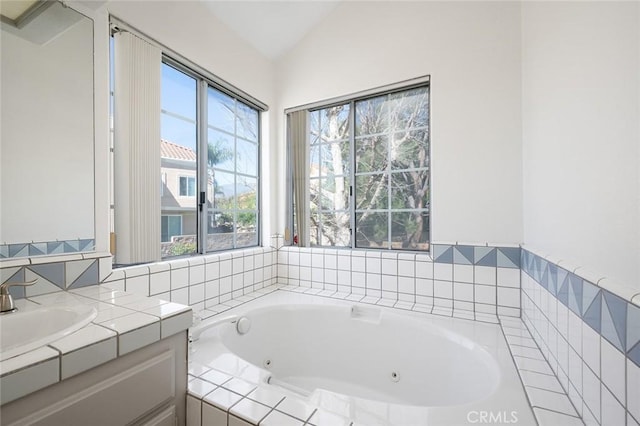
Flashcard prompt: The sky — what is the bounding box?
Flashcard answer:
[110,41,258,195]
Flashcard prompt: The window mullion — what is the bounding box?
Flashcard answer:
[316,113,322,246]
[349,100,356,249]
[197,79,208,255]
[387,94,392,249]
[233,99,238,250]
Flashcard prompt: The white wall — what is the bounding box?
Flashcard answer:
[103,0,278,245]
[275,1,523,245]
[521,2,640,289]
[0,18,94,243]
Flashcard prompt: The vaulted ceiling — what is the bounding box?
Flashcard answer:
[201,1,341,59]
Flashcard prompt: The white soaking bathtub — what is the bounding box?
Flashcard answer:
[191,292,536,425]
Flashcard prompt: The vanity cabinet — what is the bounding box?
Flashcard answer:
[0,332,187,426]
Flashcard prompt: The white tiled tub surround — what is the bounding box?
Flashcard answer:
[0,285,192,405]
[102,247,278,316]
[521,247,640,426]
[187,291,537,426]
[277,244,521,319]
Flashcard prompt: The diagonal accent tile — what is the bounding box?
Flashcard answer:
[520,250,529,273]
[64,241,80,253]
[79,239,95,251]
[9,244,28,258]
[527,251,535,274]
[583,291,601,333]
[28,263,65,288]
[432,244,448,258]
[533,256,542,282]
[540,264,549,291]
[568,274,582,316]
[0,245,8,258]
[3,268,27,299]
[47,241,64,254]
[497,247,520,269]
[24,269,62,297]
[601,294,624,351]
[29,244,46,256]
[628,341,640,368]
[547,263,558,296]
[453,245,474,265]
[626,303,640,355]
[475,248,497,267]
[433,245,453,263]
[603,290,627,351]
[557,273,570,307]
[1,267,22,284]
[8,285,26,299]
[556,265,568,287]
[582,281,600,316]
[539,258,549,283]
[69,260,99,289]
[66,260,95,288]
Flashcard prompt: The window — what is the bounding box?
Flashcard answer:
[161,62,198,257]
[178,176,196,196]
[110,20,266,265]
[309,105,351,246]
[354,88,430,250]
[161,61,261,256]
[207,89,259,250]
[292,82,430,251]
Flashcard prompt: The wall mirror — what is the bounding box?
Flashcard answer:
[0,1,95,259]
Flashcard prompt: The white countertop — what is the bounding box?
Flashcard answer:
[0,284,192,405]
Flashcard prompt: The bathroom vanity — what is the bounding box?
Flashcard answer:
[0,287,192,426]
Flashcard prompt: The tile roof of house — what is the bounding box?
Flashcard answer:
[161,139,196,161]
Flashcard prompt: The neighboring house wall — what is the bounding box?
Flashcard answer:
[162,162,197,210]
[161,141,198,239]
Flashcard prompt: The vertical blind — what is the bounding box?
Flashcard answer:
[113,31,162,263]
[288,110,309,247]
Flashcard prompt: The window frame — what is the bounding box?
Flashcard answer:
[287,77,431,252]
[109,17,268,263]
[161,57,263,255]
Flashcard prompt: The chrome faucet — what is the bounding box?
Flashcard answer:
[0,279,37,313]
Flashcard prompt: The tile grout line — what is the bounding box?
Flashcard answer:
[518,316,583,421]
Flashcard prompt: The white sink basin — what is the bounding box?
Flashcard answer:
[0,305,97,361]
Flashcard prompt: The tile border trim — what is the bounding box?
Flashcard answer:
[522,247,640,368]
[0,239,95,259]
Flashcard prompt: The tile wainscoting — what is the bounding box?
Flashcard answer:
[0,252,112,298]
[521,247,640,426]
[102,247,278,315]
[3,240,639,426]
[0,238,95,259]
[277,244,522,318]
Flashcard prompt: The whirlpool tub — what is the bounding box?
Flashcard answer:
[190,291,535,425]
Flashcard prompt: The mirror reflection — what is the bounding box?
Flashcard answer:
[0,1,94,259]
